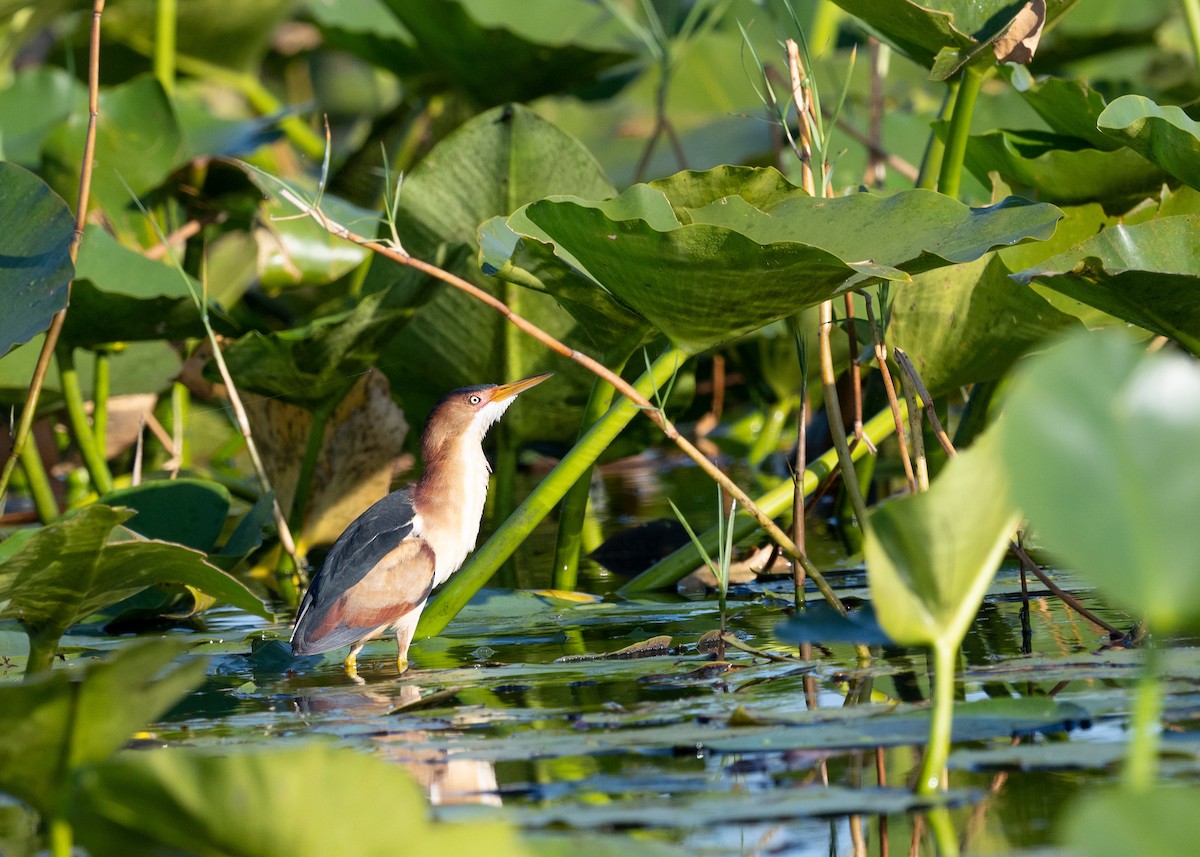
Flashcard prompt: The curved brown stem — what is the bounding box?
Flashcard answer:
[276,187,853,617]
[0,0,106,508]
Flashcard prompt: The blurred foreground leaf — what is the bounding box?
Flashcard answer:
[0,640,204,816]
[999,330,1200,633]
[73,743,525,857]
[0,505,270,674]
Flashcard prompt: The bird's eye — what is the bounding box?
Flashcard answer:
[468,394,482,405]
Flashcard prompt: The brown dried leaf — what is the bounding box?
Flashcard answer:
[244,369,408,549]
[994,0,1045,65]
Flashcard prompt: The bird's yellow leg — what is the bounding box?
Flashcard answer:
[395,616,419,675]
[344,643,365,678]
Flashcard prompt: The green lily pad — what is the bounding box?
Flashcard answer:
[0,505,271,671]
[1006,66,1118,151]
[961,128,1169,205]
[489,166,1061,356]
[312,0,425,79]
[0,161,75,358]
[43,76,186,231]
[104,0,296,72]
[379,0,635,105]
[0,640,204,815]
[0,337,181,407]
[830,0,1079,77]
[98,479,232,553]
[999,330,1200,634]
[1012,215,1200,353]
[57,226,234,347]
[0,67,86,168]
[255,187,375,289]
[1098,94,1200,191]
[888,253,1080,395]
[221,288,409,409]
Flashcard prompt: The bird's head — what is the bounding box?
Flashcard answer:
[422,373,552,456]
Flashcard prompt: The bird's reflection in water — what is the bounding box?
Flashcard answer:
[291,676,501,808]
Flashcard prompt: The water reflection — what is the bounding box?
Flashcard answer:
[291,678,502,808]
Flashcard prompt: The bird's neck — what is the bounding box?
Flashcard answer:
[414,433,491,585]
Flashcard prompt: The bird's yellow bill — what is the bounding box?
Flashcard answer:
[488,372,552,403]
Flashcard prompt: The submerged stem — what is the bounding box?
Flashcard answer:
[916,642,958,796]
[1124,639,1163,791]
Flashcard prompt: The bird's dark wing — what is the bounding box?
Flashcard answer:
[292,538,436,654]
[291,489,420,655]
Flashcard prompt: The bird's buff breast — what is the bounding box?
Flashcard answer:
[412,441,490,586]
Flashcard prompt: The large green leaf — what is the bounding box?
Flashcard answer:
[487,166,1062,356]
[97,479,232,553]
[830,0,1079,77]
[888,254,1080,394]
[58,226,229,347]
[0,67,86,168]
[0,505,270,669]
[365,104,619,441]
[0,161,75,357]
[1005,66,1118,151]
[999,330,1200,633]
[42,76,186,230]
[0,640,205,815]
[380,0,634,105]
[1098,95,1200,191]
[960,128,1169,204]
[1012,215,1200,354]
[221,288,409,409]
[865,427,1020,649]
[72,743,526,857]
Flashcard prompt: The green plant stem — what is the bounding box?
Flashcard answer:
[748,396,798,467]
[1183,0,1200,76]
[48,815,72,857]
[925,805,960,857]
[56,346,113,495]
[171,380,190,469]
[917,81,957,190]
[154,0,176,96]
[18,436,58,522]
[937,68,983,198]
[417,345,686,637]
[1124,639,1162,791]
[25,632,58,678]
[551,345,636,590]
[620,399,904,594]
[916,642,958,796]
[92,349,110,459]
